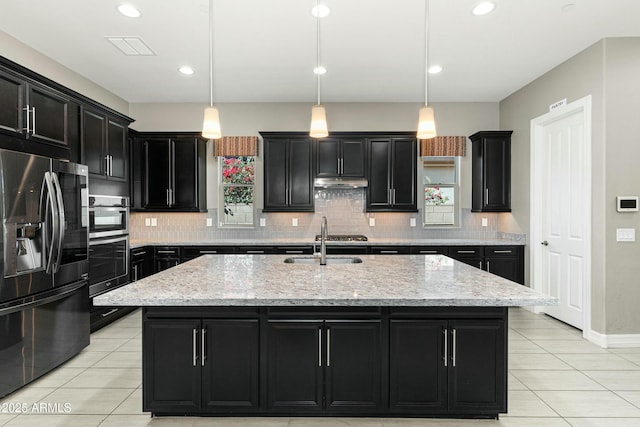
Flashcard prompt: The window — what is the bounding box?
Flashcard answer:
[423,157,459,226]
[220,156,255,226]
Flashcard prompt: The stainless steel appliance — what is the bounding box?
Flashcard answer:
[0,149,89,398]
[88,196,129,298]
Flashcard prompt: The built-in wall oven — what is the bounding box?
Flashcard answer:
[88,196,129,297]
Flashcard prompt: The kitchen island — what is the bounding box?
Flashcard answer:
[94,254,554,419]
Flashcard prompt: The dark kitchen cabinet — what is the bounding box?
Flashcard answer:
[154,247,181,273]
[130,246,153,282]
[389,317,506,416]
[470,131,512,212]
[267,320,384,414]
[316,138,366,178]
[369,246,411,255]
[143,315,260,414]
[0,68,25,137]
[484,246,524,284]
[262,134,314,212]
[448,247,484,270]
[410,246,450,256]
[181,246,235,262]
[81,107,128,182]
[136,133,207,211]
[366,137,417,212]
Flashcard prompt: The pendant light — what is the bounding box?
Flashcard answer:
[202,0,222,139]
[417,0,437,139]
[309,0,328,138]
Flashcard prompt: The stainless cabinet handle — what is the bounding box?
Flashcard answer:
[380,250,399,254]
[452,328,457,368]
[24,105,30,132]
[337,158,341,174]
[201,328,206,367]
[420,250,438,254]
[493,250,513,254]
[486,261,490,272]
[105,156,110,176]
[246,250,265,254]
[101,308,119,318]
[31,107,36,135]
[170,189,174,206]
[318,328,322,367]
[443,328,448,367]
[133,264,138,281]
[110,155,114,176]
[200,250,218,254]
[457,250,476,254]
[166,189,170,206]
[478,261,483,269]
[133,251,147,256]
[157,250,176,254]
[392,188,396,205]
[326,328,331,367]
[285,250,304,254]
[340,158,344,175]
[485,188,489,205]
[193,328,198,367]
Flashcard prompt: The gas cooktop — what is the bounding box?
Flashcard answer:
[314,234,368,242]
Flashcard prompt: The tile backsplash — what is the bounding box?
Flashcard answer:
[130,189,525,242]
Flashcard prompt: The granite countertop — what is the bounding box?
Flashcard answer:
[94,254,554,307]
[130,238,524,249]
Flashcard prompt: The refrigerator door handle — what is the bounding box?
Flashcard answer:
[51,172,66,273]
[42,171,59,274]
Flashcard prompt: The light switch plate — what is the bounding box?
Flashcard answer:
[410,218,416,227]
[616,228,635,242]
[369,218,376,227]
[206,218,213,227]
[292,218,298,227]
[260,218,266,227]
[482,218,488,227]
[151,218,157,227]
[145,218,151,227]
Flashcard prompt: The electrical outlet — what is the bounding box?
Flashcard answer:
[151,218,157,227]
[145,218,151,227]
[260,218,266,227]
[616,228,635,242]
[369,218,376,227]
[206,218,213,227]
[482,218,488,227]
[410,218,416,227]
[292,218,298,227]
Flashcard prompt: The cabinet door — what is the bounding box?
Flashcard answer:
[107,119,127,180]
[316,138,340,177]
[289,138,313,210]
[367,139,391,209]
[172,138,199,209]
[27,83,70,146]
[391,138,417,210]
[155,258,179,272]
[263,139,288,209]
[267,321,323,412]
[202,319,260,411]
[340,139,365,178]
[82,108,106,176]
[0,69,25,136]
[143,319,201,413]
[325,321,384,412]
[483,138,510,211]
[485,256,520,283]
[131,258,144,282]
[144,139,171,209]
[448,320,506,415]
[389,320,447,413]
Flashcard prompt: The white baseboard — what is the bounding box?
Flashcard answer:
[586,329,640,348]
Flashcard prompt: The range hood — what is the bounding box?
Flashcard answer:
[314,177,368,189]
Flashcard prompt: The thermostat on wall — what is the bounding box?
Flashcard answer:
[616,196,639,212]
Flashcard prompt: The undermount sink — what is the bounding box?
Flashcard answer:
[284,256,363,265]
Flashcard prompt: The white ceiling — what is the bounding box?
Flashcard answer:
[1,0,639,104]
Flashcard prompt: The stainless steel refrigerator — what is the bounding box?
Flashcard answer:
[0,149,90,398]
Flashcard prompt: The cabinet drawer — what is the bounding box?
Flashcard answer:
[181,246,235,260]
[131,247,150,258]
[484,246,520,256]
[154,247,181,258]
[274,246,314,255]
[236,246,275,254]
[449,247,483,258]
[369,246,411,255]
[410,246,449,255]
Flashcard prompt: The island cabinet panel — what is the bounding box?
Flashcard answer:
[143,319,202,413]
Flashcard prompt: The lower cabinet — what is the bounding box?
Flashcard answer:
[143,307,507,418]
[154,247,181,273]
[143,317,260,414]
[267,320,384,414]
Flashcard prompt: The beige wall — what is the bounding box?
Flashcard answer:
[0,30,129,115]
[129,102,499,210]
[500,38,640,335]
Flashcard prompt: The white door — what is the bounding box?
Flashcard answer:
[531,96,591,330]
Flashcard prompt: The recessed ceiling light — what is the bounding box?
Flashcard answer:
[311,4,331,18]
[472,2,495,16]
[117,4,142,18]
[179,66,195,75]
[428,65,443,74]
[313,66,327,75]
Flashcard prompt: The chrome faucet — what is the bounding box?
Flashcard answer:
[320,216,328,265]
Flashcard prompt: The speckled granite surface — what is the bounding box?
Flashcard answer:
[94,254,553,307]
[130,238,524,249]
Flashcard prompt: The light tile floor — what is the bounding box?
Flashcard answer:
[2,308,640,426]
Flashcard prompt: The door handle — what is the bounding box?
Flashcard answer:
[541,241,549,246]
[443,328,448,367]
[51,172,66,273]
[24,105,30,133]
[485,188,489,205]
[42,171,58,274]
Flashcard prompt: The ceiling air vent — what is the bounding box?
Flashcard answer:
[106,37,156,56]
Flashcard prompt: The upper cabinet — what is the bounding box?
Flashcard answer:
[82,107,128,182]
[366,137,417,212]
[262,133,314,212]
[316,138,366,178]
[130,132,207,212]
[470,131,512,212]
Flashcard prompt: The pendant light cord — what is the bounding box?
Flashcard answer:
[209,0,214,107]
[424,0,429,108]
[316,0,321,106]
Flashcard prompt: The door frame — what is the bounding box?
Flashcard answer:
[530,95,592,337]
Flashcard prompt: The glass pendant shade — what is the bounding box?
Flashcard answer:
[310,104,329,138]
[417,105,437,139]
[202,106,222,139]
